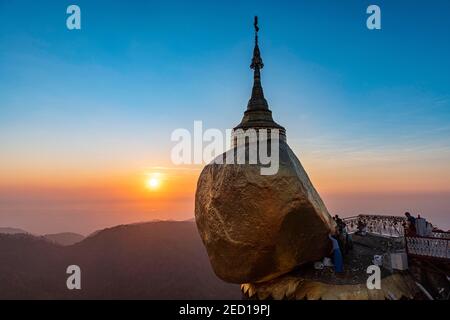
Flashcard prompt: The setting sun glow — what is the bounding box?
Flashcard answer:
[146,176,161,190]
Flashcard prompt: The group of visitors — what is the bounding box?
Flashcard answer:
[326,212,435,274]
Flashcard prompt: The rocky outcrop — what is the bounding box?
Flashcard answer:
[195,140,336,284]
[241,273,419,300]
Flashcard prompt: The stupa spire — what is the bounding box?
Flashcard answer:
[250,16,264,70]
[248,16,269,111]
[233,16,286,140]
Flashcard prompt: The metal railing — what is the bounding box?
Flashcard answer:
[431,231,450,239]
[406,236,450,260]
[343,214,405,238]
[342,214,450,261]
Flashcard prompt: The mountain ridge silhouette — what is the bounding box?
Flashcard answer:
[0,220,240,299]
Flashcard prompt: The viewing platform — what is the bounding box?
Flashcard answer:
[343,214,450,261]
[242,214,449,300]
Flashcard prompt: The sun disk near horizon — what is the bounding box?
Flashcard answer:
[146,173,163,191]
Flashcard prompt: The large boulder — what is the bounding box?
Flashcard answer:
[195,140,336,284]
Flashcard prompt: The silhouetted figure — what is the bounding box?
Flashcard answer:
[404,212,416,236]
[332,215,352,255]
[333,215,343,226]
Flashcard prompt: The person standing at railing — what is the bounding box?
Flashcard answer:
[404,212,417,236]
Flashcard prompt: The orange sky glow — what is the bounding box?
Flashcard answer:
[1,148,449,235]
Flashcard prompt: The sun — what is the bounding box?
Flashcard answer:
[145,172,164,191]
[146,177,160,190]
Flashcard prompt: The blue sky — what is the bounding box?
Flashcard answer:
[1,0,449,156]
[1,1,450,232]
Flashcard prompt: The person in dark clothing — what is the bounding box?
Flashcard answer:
[332,214,351,255]
[404,212,416,236]
[334,215,343,226]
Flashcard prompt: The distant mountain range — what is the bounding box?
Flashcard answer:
[0,228,85,246]
[0,227,28,234]
[43,232,85,246]
[0,221,240,299]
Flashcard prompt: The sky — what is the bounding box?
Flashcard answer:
[1,0,450,234]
